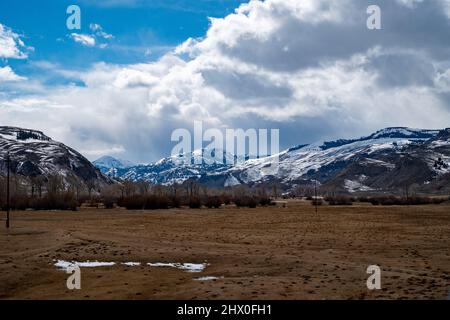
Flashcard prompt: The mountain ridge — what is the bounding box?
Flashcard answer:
[0,126,112,188]
[1,125,448,194]
[94,127,450,194]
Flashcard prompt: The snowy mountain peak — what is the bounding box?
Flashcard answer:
[93,126,448,193]
[0,126,111,186]
[434,128,450,141]
[320,127,439,150]
[367,127,439,140]
[165,148,242,166]
[93,156,135,172]
[0,126,51,143]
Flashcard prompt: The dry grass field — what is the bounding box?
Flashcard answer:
[0,200,449,300]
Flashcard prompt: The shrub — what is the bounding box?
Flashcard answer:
[358,196,370,203]
[222,195,232,205]
[325,196,353,206]
[366,196,447,206]
[120,195,145,210]
[247,197,258,208]
[10,195,29,210]
[144,195,169,210]
[233,196,247,207]
[311,199,323,206]
[259,197,273,206]
[103,198,115,209]
[188,197,202,209]
[234,196,258,208]
[28,193,77,211]
[170,196,181,208]
[205,196,222,208]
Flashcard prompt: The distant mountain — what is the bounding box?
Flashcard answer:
[106,149,236,185]
[320,127,439,150]
[0,126,111,187]
[205,127,450,194]
[6,125,448,195]
[104,127,450,194]
[93,156,135,175]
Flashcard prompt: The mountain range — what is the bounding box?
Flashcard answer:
[1,126,449,195]
[95,127,450,194]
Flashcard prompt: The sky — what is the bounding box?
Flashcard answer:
[1,0,450,163]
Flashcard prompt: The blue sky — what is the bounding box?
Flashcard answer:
[1,0,450,163]
[0,0,246,84]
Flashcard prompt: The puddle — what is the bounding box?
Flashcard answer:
[55,260,115,271]
[147,262,208,273]
[194,276,223,281]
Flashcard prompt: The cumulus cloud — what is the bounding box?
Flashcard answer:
[70,24,114,48]
[70,33,96,47]
[2,0,450,162]
[0,66,26,82]
[0,23,32,59]
[89,23,114,40]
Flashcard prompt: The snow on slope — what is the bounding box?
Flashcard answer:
[96,127,446,189]
[0,126,110,185]
[228,137,420,185]
[93,156,136,175]
[112,149,236,185]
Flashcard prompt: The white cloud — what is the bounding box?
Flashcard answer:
[89,23,102,32]
[397,0,450,18]
[0,23,32,59]
[396,0,424,9]
[0,66,26,82]
[89,23,114,40]
[2,0,450,162]
[70,24,114,48]
[70,33,96,47]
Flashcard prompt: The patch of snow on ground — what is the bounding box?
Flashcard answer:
[122,262,141,267]
[54,260,116,271]
[194,276,223,281]
[148,262,208,273]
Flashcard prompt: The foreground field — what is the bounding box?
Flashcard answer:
[0,201,449,300]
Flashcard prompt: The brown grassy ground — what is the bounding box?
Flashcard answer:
[0,200,449,300]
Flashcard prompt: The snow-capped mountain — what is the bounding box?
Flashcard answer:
[2,125,449,194]
[105,149,236,185]
[93,156,136,175]
[0,126,111,186]
[206,127,449,193]
[97,127,450,194]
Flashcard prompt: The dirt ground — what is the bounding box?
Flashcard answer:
[0,200,449,300]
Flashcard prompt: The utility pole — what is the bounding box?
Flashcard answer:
[314,179,318,215]
[6,152,10,229]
